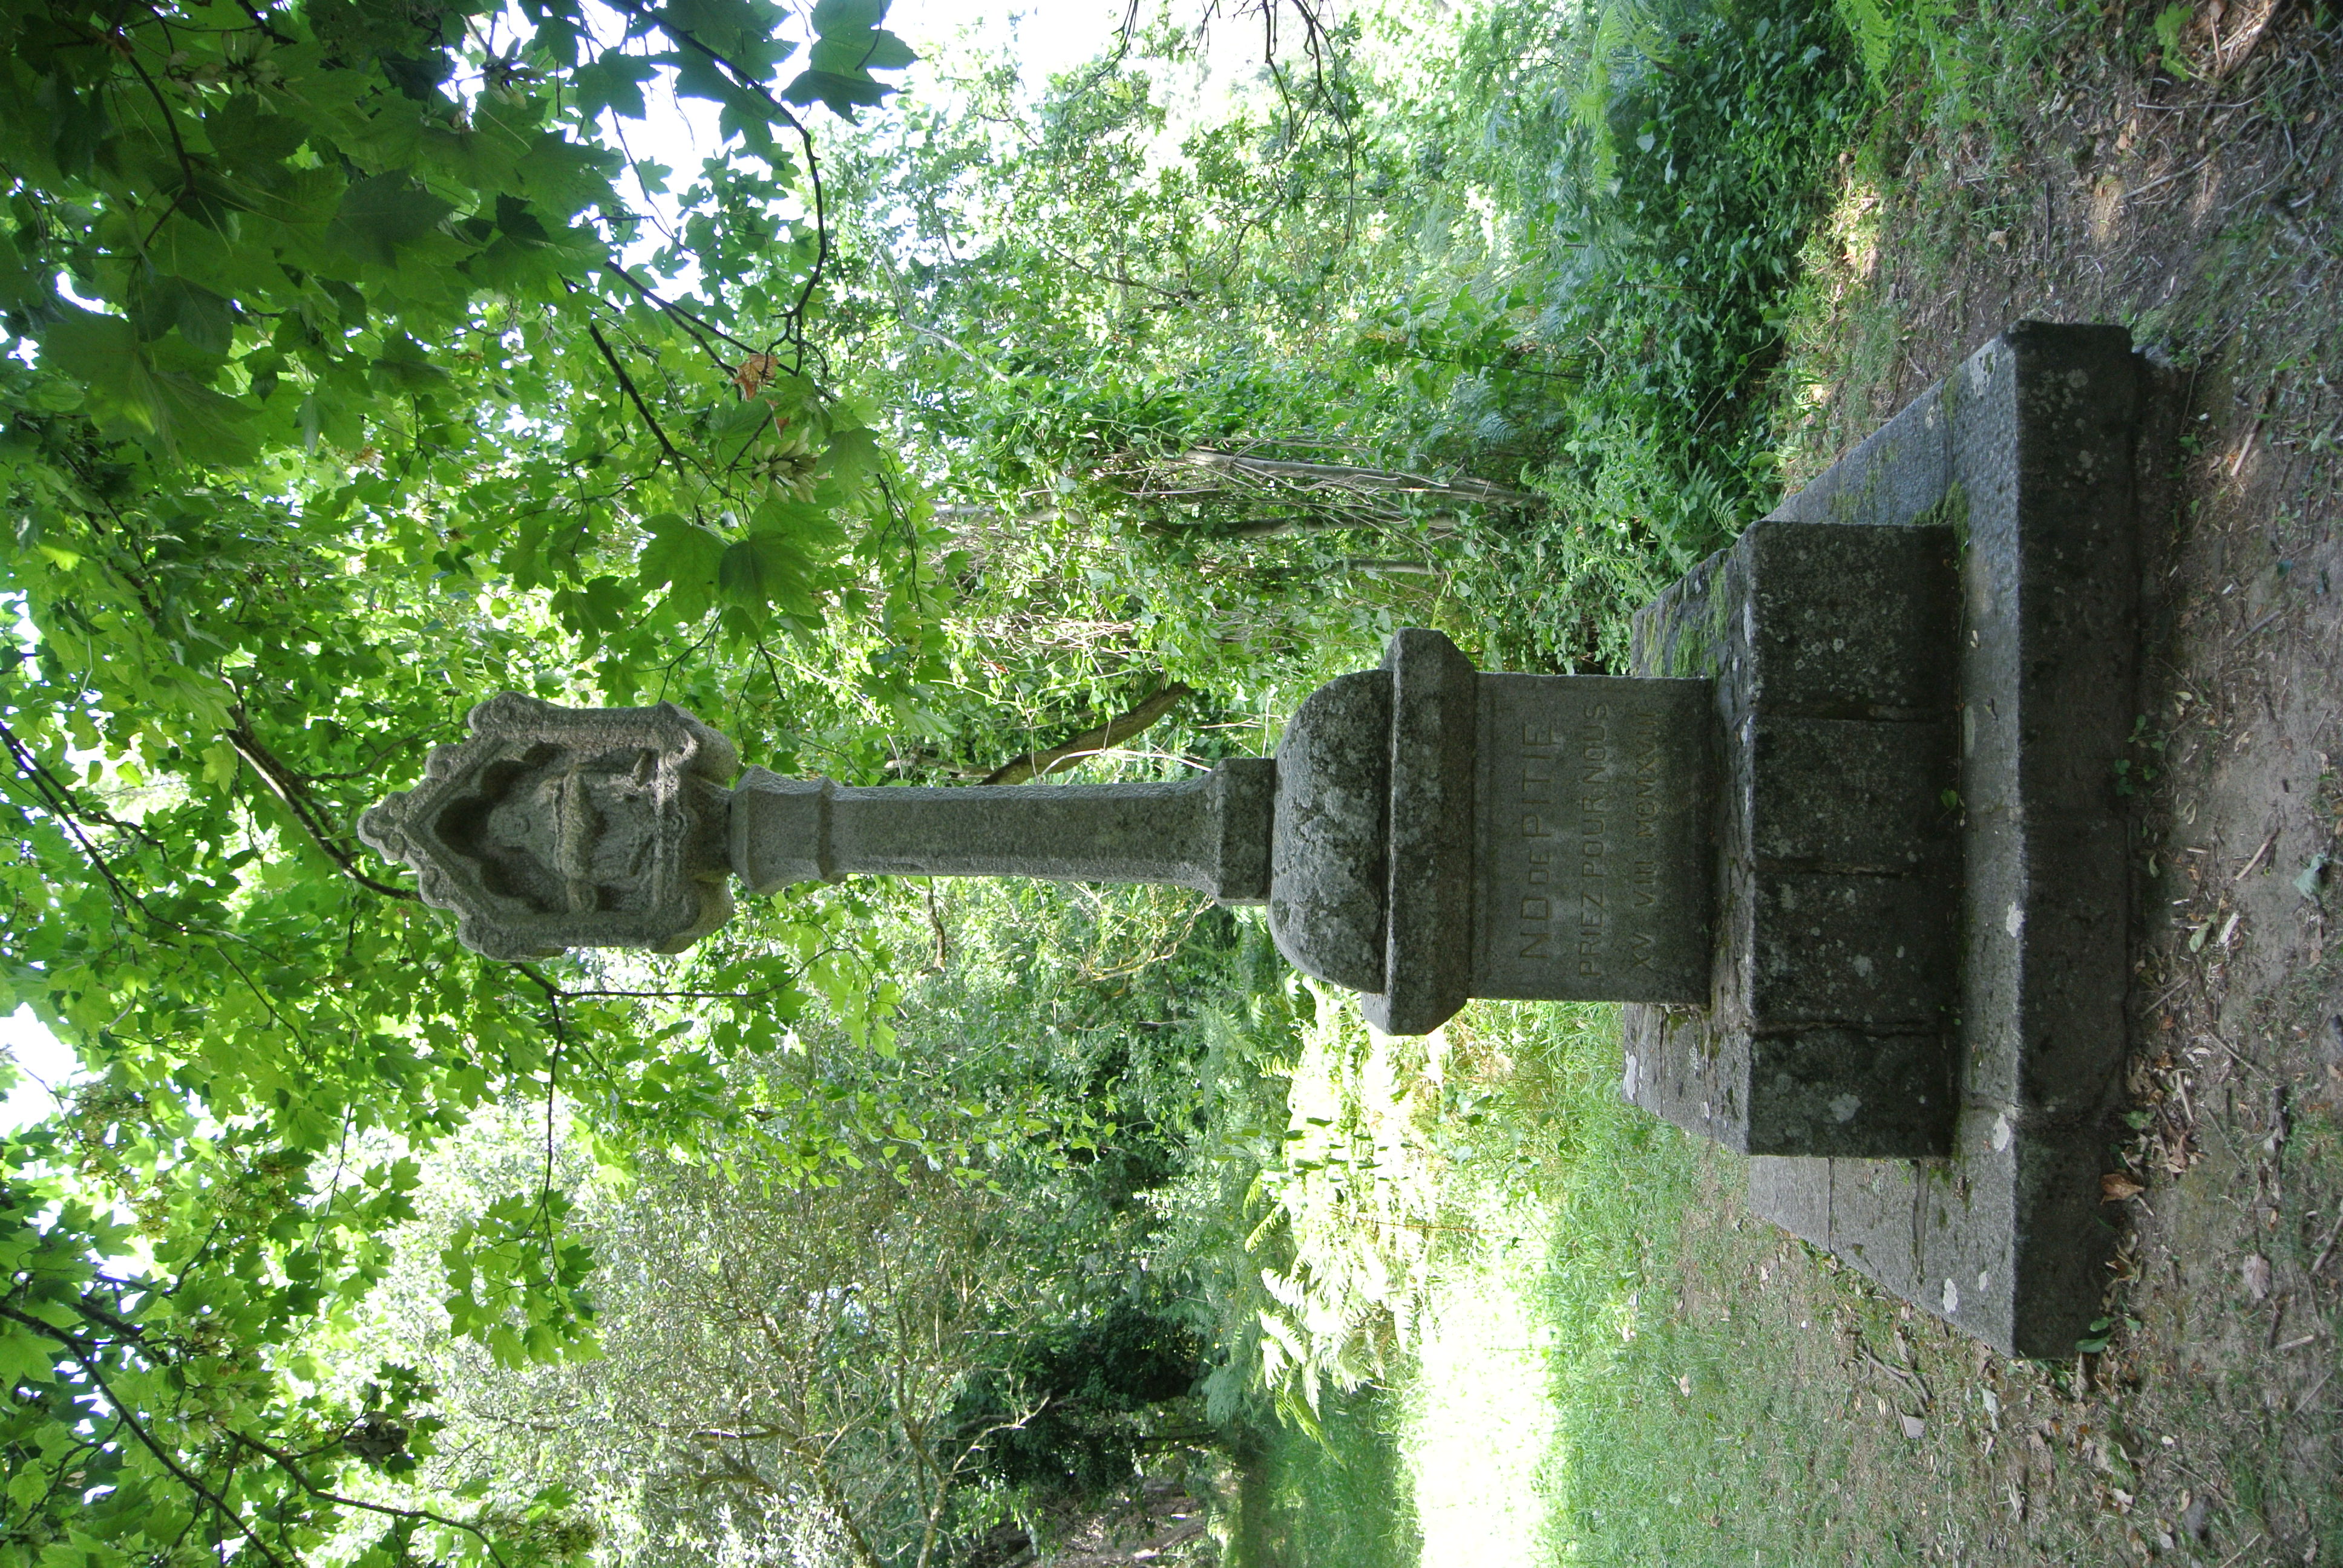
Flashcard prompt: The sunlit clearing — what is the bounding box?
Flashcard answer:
[1403,1186,1563,1568]
[1826,176,1881,286]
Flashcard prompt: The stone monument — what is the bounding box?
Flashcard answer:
[364,322,2149,1359]
[360,633,1714,1036]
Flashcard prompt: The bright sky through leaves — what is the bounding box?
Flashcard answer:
[0,1007,75,1134]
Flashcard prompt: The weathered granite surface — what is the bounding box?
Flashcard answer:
[1270,670,1394,993]
[1360,629,1480,1036]
[734,759,1277,904]
[1626,517,1962,1159]
[1626,321,2148,1357]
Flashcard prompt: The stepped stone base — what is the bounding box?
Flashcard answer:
[1623,323,2149,1357]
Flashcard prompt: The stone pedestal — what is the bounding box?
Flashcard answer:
[1627,517,1962,1158]
[1262,632,1714,1034]
[1625,322,2147,1357]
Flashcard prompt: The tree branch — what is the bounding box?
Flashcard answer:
[228,1430,514,1567]
[981,684,1193,786]
[1178,448,1544,508]
[601,0,830,365]
[116,30,202,247]
[0,1304,297,1568]
[0,716,162,914]
[601,261,757,360]
[583,317,685,469]
[224,712,419,900]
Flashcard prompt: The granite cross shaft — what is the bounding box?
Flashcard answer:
[359,632,1715,1036]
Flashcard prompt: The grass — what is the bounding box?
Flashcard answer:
[1242,978,2329,1565]
[1238,997,2145,1567]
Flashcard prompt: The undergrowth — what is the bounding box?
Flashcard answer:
[1389,0,1870,673]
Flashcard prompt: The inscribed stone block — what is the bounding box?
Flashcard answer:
[1470,674,1711,1004]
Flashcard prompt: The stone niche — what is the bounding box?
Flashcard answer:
[357,695,738,961]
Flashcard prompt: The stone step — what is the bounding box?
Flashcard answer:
[1626,321,2150,1357]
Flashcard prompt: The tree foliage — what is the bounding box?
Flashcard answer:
[0,0,944,1560]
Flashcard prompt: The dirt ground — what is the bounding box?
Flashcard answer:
[1741,5,2343,1563]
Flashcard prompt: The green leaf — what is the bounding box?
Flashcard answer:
[40,306,257,462]
[40,307,143,407]
[640,513,726,624]
[150,374,260,465]
[781,68,893,119]
[171,283,237,358]
[808,30,914,74]
[296,388,360,452]
[858,30,917,70]
[200,740,241,789]
[515,136,623,221]
[372,335,451,391]
[0,1322,55,1390]
[203,94,307,174]
[810,0,886,33]
[2296,852,2330,899]
[660,0,790,64]
[129,275,237,355]
[572,55,658,122]
[330,174,454,267]
[717,531,816,616]
[640,512,727,592]
[822,425,883,487]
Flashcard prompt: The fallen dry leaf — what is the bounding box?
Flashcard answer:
[2102,1172,2146,1201]
[2242,1253,2273,1301]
